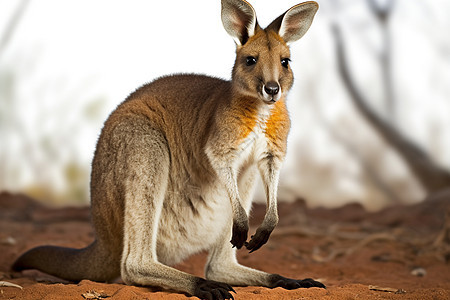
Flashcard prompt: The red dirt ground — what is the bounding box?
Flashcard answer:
[1,191,449,299]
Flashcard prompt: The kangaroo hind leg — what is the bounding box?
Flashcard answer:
[118,123,234,299]
[206,229,325,290]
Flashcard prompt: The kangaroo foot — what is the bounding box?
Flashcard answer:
[268,274,326,290]
[194,278,236,300]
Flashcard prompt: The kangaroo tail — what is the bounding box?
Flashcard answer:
[12,241,120,282]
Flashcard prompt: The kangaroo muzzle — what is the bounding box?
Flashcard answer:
[262,81,281,103]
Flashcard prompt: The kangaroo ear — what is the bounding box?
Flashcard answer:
[221,0,258,46]
[267,1,318,45]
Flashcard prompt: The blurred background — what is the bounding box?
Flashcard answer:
[0,0,449,210]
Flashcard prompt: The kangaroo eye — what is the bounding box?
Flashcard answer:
[281,58,291,68]
[246,56,257,66]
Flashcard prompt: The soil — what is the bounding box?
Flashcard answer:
[1,191,449,299]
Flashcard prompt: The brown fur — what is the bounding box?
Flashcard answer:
[13,1,321,299]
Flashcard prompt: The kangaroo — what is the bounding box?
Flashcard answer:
[12,1,322,299]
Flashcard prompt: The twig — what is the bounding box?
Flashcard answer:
[0,281,23,289]
[433,206,450,247]
[369,285,406,294]
[312,232,396,262]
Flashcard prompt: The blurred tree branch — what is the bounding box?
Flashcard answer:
[311,83,402,203]
[367,0,396,122]
[367,0,395,23]
[331,0,450,195]
[0,0,30,60]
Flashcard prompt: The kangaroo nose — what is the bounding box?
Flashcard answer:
[264,82,279,95]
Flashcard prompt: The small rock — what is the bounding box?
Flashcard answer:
[411,267,426,277]
[0,237,16,245]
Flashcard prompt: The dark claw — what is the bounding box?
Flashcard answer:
[245,228,272,253]
[268,274,326,290]
[298,278,326,289]
[230,221,248,249]
[194,278,236,300]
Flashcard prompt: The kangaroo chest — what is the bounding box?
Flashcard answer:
[234,105,276,167]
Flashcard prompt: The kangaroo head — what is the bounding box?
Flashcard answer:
[222,0,318,104]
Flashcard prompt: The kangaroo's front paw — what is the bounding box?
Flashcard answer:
[245,227,273,253]
[230,219,248,249]
[268,274,326,289]
[194,278,236,300]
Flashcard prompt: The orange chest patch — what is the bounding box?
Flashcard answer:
[233,99,290,150]
[264,100,290,147]
[232,97,260,140]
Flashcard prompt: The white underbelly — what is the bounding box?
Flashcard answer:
[155,126,266,266]
[156,184,232,266]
